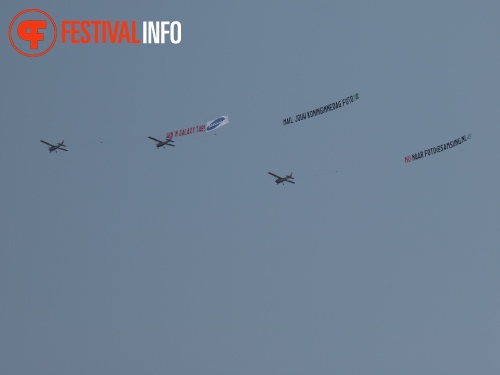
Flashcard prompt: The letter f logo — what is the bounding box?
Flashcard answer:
[18,20,46,49]
[9,9,57,57]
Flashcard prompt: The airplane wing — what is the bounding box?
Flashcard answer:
[59,147,68,151]
[40,140,53,146]
[268,172,281,179]
[148,136,161,142]
[167,143,175,147]
[285,180,295,184]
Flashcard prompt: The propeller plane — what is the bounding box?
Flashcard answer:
[148,136,175,149]
[40,140,68,153]
[268,172,295,185]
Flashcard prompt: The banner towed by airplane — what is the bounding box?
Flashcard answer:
[282,93,359,126]
[206,115,229,132]
[166,115,229,139]
[404,133,472,163]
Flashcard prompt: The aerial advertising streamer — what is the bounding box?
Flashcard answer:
[404,133,472,163]
[166,115,229,139]
[166,124,205,139]
[282,93,359,126]
[206,115,229,132]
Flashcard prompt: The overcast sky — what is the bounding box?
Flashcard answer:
[1,1,499,374]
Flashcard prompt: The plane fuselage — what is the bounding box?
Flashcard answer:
[155,140,174,148]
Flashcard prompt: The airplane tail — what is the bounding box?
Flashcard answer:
[288,172,294,179]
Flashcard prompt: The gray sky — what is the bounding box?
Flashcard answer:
[1,1,499,374]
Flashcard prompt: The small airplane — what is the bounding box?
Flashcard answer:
[268,172,295,185]
[148,136,175,149]
[40,140,68,153]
